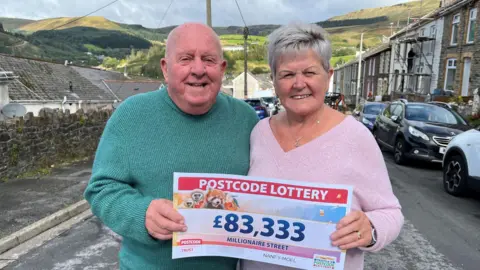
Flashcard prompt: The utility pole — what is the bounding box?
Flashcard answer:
[355,33,364,108]
[206,0,212,27]
[243,26,249,98]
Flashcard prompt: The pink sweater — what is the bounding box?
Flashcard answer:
[241,115,404,270]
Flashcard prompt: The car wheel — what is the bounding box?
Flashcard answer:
[394,138,407,165]
[443,155,468,196]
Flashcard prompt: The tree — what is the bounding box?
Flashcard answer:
[223,51,237,72]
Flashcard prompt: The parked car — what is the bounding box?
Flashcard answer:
[442,127,480,196]
[372,100,471,165]
[354,102,387,131]
[244,98,269,119]
[260,96,278,115]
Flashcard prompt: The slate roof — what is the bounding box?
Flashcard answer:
[0,54,118,101]
[71,66,126,100]
[253,73,273,89]
[103,80,163,100]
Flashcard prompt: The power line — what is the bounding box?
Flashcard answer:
[48,0,120,31]
[156,0,176,29]
[234,0,247,27]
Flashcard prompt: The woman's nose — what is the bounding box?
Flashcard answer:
[293,74,306,89]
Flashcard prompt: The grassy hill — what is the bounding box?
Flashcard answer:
[18,16,123,32]
[0,17,36,31]
[329,0,439,22]
[1,0,440,76]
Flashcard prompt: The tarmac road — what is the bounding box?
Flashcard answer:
[3,152,480,270]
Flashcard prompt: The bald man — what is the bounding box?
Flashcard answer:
[84,23,259,269]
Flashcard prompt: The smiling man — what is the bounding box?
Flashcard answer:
[84,22,259,269]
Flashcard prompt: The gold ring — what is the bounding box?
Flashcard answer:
[356,231,362,240]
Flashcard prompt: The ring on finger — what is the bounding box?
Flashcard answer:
[356,230,362,240]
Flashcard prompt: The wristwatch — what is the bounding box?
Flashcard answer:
[367,223,377,247]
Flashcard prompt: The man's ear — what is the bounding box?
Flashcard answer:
[220,59,227,73]
[160,58,168,83]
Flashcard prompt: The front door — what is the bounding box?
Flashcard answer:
[461,58,471,96]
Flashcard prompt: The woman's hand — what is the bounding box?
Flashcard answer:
[330,211,373,250]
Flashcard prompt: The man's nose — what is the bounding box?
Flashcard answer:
[293,74,306,89]
[190,57,206,77]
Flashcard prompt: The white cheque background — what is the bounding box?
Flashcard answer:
[179,209,338,250]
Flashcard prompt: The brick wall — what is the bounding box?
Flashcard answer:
[438,0,480,96]
[0,108,112,180]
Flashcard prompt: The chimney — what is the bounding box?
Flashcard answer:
[0,71,17,108]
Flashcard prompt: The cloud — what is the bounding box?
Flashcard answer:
[0,0,409,28]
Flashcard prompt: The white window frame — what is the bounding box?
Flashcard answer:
[467,8,477,44]
[444,58,457,90]
[430,25,437,38]
[451,14,460,45]
[373,58,376,76]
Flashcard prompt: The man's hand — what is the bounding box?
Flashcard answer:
[145,199,187,240]
[330,211,372,250]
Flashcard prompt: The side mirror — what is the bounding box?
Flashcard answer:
[354,111,360,116]
[390,115,399,122]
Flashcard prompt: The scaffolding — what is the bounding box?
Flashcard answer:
[386,13,439,101]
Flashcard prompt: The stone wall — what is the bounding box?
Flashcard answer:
[0,108,112,180]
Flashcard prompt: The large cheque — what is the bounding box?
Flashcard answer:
[172,173,353,270]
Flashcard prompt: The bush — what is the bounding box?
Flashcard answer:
[251,66,269,74]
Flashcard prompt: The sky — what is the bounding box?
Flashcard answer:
[0,0,412,29]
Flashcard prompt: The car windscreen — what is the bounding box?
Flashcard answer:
[245,100,261,106]
[262,97,275,104]
[405,104,467,125]
[363,104,385,115]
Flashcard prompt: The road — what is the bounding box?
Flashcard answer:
[3,152,480,270]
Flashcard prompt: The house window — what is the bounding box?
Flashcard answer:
[430,25,436,38]
[451,14,460,45]
[416,62,424,74]
[467,8,477,43]
[444,59,457,90]
[420,28,426,36]
[378,78,383,96]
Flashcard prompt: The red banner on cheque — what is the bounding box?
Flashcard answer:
[178,176,348,204]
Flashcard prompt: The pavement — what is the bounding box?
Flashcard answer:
[1,152,480,269]
[0,159,93,240]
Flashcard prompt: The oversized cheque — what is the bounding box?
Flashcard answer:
[172,172,353,270]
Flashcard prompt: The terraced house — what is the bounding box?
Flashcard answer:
[438,0,479,98]
[333,0,480,108]
[0,54,163,120]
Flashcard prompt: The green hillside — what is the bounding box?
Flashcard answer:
[1,0,440,77]
[0,17,35,31]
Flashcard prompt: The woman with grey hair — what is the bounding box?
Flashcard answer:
[242,23,404,269]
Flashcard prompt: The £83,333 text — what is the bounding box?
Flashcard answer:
[213,213,306,242]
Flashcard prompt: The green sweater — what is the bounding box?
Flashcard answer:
[84,88,259,270]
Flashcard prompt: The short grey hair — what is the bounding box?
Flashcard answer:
[267,23,332,77]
